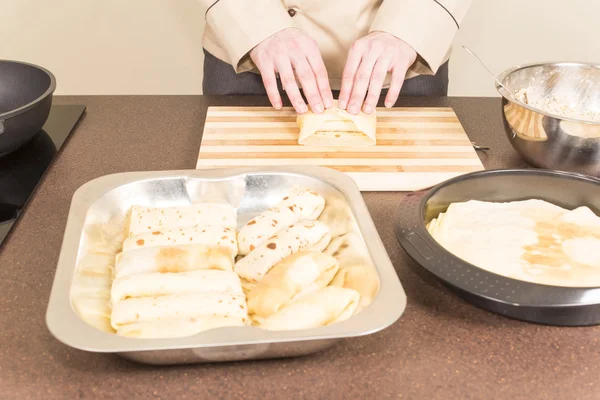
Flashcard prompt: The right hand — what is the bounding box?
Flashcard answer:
[250,28,333,114]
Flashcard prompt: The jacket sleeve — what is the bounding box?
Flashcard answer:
[369,0,472,75]
[201,0,295,72]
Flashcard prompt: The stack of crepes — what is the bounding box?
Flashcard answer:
[109,203,248,338]
[427,199,600,287]
[235,187,380,331]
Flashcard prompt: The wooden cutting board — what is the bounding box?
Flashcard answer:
[196,106,485,191]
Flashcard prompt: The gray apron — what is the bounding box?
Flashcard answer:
[202,48,449,97]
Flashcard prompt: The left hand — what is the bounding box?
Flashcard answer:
[338,32,417,114]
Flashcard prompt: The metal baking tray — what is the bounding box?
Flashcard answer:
[46,166,406,365]
[395,168,600,326]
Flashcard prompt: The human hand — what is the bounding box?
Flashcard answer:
[338,32,417,114]
[250,28,333,114]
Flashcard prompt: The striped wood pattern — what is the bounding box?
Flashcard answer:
[197,107,485,191]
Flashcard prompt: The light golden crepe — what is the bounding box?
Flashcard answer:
[297,101,376,147]
[125,203,237,237]
[122,225,237,257]
[234,220,332,283]
[110,270,244,304]
[259,286,360,331]
[317,196,358,238]
[111,292,248,330]
[114,244,234,279]
[427,199,600,287]
[325,232,380,311]
[247,251,339,320]
[238,187,326,255]
[116,316,246,339]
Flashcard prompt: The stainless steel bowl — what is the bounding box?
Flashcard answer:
[497,62,600,176]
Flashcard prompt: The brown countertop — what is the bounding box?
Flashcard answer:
[1,96,599,399]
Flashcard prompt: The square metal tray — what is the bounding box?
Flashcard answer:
[46,166,406,365]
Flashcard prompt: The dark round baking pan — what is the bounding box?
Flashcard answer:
[395,168,600,326]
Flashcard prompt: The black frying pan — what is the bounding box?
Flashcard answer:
[0,60,56,156]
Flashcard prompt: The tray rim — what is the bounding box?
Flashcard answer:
[46,165,406,353]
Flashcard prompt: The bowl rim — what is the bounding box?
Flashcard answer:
[495,61,600,126]
[0,59,57,120]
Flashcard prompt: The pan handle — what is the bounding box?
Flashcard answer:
[0,120,4,135]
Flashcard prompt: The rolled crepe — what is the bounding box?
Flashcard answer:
[114,244,234,279]
[325,232,380,311]
[247,251,339,320]
[110,270,244,304]
[111,292,248,329]
[116,316,246,339]
[317,196,358,238]
[122,225,237,257]
[238,187,326,255]
[259,286,360,331]
[297,101,376,147]
[234,220,331,283]
[126,203,237,237]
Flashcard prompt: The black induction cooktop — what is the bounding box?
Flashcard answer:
[0,104,86,247]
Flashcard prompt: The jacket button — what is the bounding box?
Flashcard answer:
[288,9,297,17]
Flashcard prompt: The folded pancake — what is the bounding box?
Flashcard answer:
[111,292,248,329]
[325,232,380,311]
[259,286,360,331]
[297,101,376,147]
[72,294,114,333]
[234,220,331,283]
[116,316,246,339]
[317,196,358,238]
[427,199,600,287]
[238,187,326,255]
[122,225,237,257]
[247,251,339,320]
[114,244,234,279]
[110,270,243,304]
[125,203,237,237]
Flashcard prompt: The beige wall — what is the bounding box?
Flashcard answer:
[2,0,599,97]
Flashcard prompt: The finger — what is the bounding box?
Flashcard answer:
[338,42,364,110]
[346,52,378,115]
[291,56,324,113]
[258,63,283,109]
[276,59,308,114]
[385,64,408,108]
[362,57,391,114]
[305,47,333,109]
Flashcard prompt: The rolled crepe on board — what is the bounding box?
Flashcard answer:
[110,269,244,304]
[125,203,237,237]
[325,232,380,311]
[111,292,248,329]
[297,101,376,147]
[114,244,234,279]
[238,187,326,255]
[259,286,360,331]
[247,251,339,320]
[122,225,237,258]
[116,316,246,339]
[234,220,332,283]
